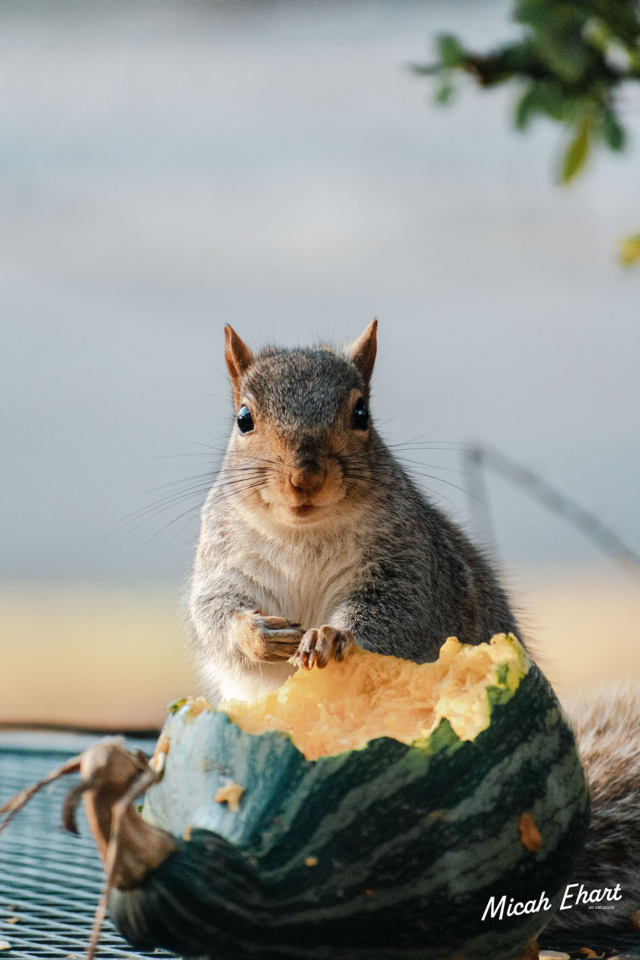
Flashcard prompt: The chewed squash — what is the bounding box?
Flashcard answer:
[222,633,528,758]
[109,634,589,960]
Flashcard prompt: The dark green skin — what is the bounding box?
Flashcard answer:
[110,663,589,960]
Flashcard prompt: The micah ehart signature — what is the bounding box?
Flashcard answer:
[482,884,623,921]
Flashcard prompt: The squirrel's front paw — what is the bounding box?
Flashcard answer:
[235,611,305,663]
[291,626,355,670]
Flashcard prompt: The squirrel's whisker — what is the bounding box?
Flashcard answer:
[132,472,218,499]
[208,480,270,503]
[111,485,217,530]
[105,501,209,555]
[116,502,208,567]
[210,477,269,494]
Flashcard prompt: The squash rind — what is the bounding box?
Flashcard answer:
[109,657,589,960]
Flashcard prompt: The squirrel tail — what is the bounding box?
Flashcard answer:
[542,682,640,948]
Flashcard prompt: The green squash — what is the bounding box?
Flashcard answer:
[109,635,589,960]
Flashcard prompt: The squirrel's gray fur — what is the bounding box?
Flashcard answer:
[189,321,640,946]
[189,321,518,703]
[543,683,640,942]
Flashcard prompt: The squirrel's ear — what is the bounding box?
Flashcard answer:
[224,325,255,407]
[348,319,377,389]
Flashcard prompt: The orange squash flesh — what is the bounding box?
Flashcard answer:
[221,633,527,761]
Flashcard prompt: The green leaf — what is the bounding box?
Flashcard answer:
[417,0,635,195]
[515,83,572,128]
[515,87,538,128]
[627,47,640,73]
[582,16,613,53]
[602,109,626,150]
[620,234,640,266]
[435,74,455,104]
[436,33,466,69]
[410,63,442,77]
[560,110,595,183]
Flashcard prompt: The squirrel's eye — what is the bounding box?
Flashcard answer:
[237,405,254,434]
[351,397,369,431]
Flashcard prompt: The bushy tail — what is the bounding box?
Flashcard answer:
[542,683,640,950]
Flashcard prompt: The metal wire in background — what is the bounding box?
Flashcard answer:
[463,444,640,580]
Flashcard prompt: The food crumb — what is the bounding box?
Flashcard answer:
[183,824,192,841]
[214,781,244,812]
[186,696,212,720]
[364,889,374,896]
[0,942,11,951]
[150,737,171,774]
[305,857,318,867]
[4,919,19,925]
[518,812,543,852]
[538,952,570,960]
[578,949,603,958]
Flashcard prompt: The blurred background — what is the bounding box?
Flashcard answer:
[2,0,639,732]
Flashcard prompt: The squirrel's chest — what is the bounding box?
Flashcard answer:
[239,537,361,627]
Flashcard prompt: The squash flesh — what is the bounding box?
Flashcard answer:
[221,633,527,761]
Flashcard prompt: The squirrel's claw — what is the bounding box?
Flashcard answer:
[258,615,302,633]
[239,611,305,662]
[292,626,355,670]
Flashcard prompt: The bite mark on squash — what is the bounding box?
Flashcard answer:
[214,781,244,812]
[222,634,528,761]
[518,812,543,852]
[185,696,212,721]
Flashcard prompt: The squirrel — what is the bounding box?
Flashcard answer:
[188,320,640,947]
[544,682,640,945]
[189,319,520,704]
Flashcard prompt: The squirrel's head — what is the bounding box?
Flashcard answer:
[222,321,378,529]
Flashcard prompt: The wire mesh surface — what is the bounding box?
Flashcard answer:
[3,738,640,960]
[0,739,175,960]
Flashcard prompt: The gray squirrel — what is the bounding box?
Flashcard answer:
[188,321,640,947]
[189,320,518,703]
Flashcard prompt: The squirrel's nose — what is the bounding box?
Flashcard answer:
[289,461,326,497]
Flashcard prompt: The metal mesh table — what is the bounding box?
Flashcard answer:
[0,733,174,960]
[3,734,639,960]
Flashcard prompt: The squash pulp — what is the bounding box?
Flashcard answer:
[221,632,527,760]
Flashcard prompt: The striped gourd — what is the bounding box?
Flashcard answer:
[109,635,589,960]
